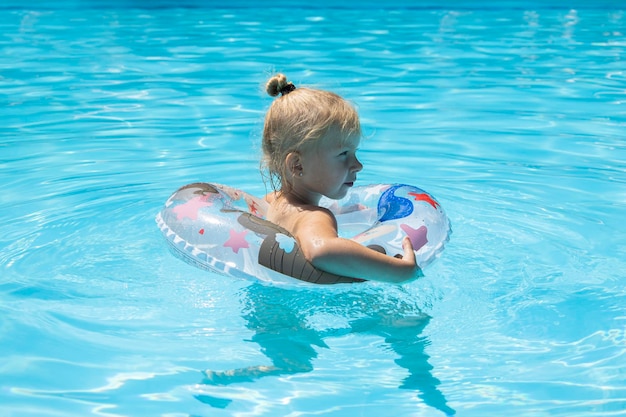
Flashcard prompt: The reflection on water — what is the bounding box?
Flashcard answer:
[198,284,456,416]
[2,2,625,415]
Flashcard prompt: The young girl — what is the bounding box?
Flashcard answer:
[261,74,420,284]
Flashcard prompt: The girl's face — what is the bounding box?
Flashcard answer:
[298,131,363,203]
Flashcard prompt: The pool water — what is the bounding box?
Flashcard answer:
[1,1,625,416]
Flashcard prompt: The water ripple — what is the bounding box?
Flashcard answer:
[1,5,625,417]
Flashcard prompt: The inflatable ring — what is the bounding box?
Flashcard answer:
[156,182,450,285]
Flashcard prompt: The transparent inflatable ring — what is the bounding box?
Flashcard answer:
[156,183,451,285]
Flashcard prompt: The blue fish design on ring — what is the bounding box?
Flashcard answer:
[377,185,414,222]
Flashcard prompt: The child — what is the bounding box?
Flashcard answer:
[261,74,420,283]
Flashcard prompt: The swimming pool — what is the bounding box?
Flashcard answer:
[1,1,625,416]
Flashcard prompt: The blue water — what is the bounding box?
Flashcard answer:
[2,1,625,416]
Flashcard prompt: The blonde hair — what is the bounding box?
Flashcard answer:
[262,73,361,192]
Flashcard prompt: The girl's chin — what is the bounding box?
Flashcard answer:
[328,189,349,200]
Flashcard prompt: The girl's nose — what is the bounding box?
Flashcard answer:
[351,156,363,172]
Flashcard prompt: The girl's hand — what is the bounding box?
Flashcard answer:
[402,236,416,263]
[394,236,416,259]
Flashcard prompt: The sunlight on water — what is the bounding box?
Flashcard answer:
[1,2,625,416]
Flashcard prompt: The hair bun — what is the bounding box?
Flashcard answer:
[266,73,296,97]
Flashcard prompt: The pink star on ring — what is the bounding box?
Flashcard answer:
[172,196,213,221]
[223,229,250,254]
[400,224,428,251]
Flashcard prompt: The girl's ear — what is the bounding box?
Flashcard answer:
[285,152,302,177]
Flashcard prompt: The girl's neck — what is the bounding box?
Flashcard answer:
[280,187,321,207]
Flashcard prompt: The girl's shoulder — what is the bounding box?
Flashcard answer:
[263,191,279,204]
[292,205,338,235]
[269,198,338,237]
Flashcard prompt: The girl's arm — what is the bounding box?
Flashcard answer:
[293,208,421,283]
